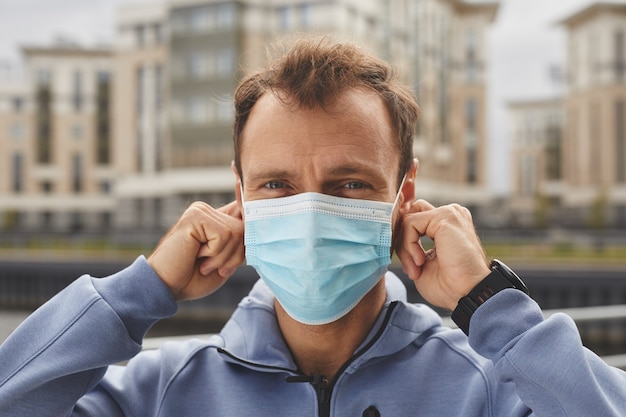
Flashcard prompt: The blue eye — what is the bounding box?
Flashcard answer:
[344,182,365,189]
[265,181,284,189]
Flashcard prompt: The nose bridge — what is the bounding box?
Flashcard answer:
[297,158,325,194]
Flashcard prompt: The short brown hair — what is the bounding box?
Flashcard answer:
[233,37,419,186]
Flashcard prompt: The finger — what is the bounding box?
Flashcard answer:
[197,210,245,276]
[399,252,422,281]
[199,236,245,276]
[195,206,243,257]
[396,215,427,281]
[406,199,436,214]
[218,200,243,219]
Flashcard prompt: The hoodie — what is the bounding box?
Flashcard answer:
[0,256,624,416]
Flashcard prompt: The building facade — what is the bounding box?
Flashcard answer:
[508,97,564,227]
[560,2,626,228]
[0,44,114,233]
[506,2,626,230]
[411,0,498,210]
[0,0,499,238]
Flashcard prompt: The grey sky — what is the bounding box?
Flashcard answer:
[0,0,620,194]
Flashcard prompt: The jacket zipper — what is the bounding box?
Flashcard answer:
[285,301,399,417]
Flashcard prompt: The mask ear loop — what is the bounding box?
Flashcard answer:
[239,182,246,205]
[392,174,407,211]
[390,174,408,258]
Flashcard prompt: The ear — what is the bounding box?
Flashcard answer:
[231,161,243,207]
[399,158,418,211]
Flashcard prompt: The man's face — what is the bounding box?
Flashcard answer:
[237,88,404,207]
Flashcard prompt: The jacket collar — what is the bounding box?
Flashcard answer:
[218,272,443,372]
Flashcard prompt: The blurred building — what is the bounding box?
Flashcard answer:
[112,2,173,232]
[506,2,626,230]
[0,43,114,233]
[411,0,498,214]
[508,97,564,227]
[0,0,499,237]
[559,2,626,228]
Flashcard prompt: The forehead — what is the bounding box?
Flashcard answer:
[239,88,398,160]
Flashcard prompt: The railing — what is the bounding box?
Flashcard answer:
[142,304,626,370]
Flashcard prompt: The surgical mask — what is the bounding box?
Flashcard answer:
[243,186,402,325]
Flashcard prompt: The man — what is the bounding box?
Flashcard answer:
[1,37,624,416]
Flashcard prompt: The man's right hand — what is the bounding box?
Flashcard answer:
[147,201,245,301]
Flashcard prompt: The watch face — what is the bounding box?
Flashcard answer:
[491,260,529,295]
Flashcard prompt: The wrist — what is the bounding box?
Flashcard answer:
[451,260,529,336]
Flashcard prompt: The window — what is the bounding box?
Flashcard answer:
[190,8,210,32]
[136,128,143,172]
[279,6,290,30]
[589,104,600,184]
[12,97,23,112]
[520,154,536,196]
[465,29,477,83]
[615,30,625,82]
[217,100,233,122]
[10,122,26,140]
[100,211,112,229]
[465,98,478,183]
[153,198,162,227]
[154,23,164,44]
[217,3,235,29]
[546,122,562,181]
[72,124,84,140]
[188,52,207,79]
[155,65,163,111]
[41,181,53,193]
[616,100,625,183]
[217,48,234,77]
[299,3,311,28]
[36,85,52,164]
[171,99,185,123]
[570,43,578,88]
[98,70,110,84]
[135,198,144,228]
[187,97,207,124]
[465,97,477,134]
[72,154,83,193]
[70,211,83,232]
[72,70,82,112]
[172,56,186,80]
[171,12,186,34]
[37,68,51,87]
[41,211,53,229]
[96,70,111,164]
[100,181,111,194]
[136,66,144,115]
[12,153,23,193]
[135,25,145,47]
[589,32,597,84]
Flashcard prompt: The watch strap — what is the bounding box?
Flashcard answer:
[451,260,528,336]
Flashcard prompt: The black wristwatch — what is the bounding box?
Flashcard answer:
[451,259,529,336]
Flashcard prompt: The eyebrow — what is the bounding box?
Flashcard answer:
[246,163,387,185]
[245,168,298,184]
[326,164,384,179]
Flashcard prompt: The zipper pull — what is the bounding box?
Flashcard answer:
[285,374,328,386]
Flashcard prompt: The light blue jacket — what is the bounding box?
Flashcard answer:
[1,256,625,416]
